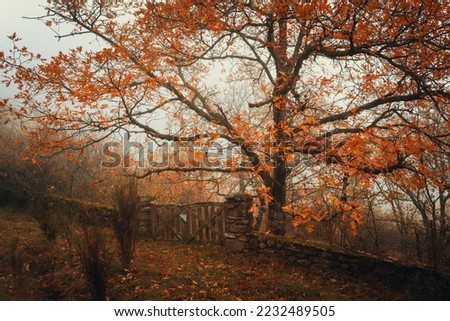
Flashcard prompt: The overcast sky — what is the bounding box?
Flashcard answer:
[1,0,68,58]
[0,0,108,102]
[0,0,227,106]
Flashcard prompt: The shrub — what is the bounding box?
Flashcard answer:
[8,238,24,282]
[29,195,58,241]
[112,179,139,269]
[76,223,110,300]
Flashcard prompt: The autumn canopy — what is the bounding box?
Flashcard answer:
[1,0,450,235]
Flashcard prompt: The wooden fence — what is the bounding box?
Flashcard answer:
[140,202,229,243]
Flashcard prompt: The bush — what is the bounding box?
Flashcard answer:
[29,195,58,241]
[8,238,24,282]
[112,179,139,269]
[76,223,110,300]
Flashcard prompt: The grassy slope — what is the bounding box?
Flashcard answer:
[0,207,410,300]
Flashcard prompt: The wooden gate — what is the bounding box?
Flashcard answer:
[140,202,228,243]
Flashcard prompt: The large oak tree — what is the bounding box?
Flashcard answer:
[1,0,450,234]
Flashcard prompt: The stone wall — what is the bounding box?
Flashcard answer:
[46,196,114,226]
[251,233,450,300]
[223,195,255,252]
[215,200,450,299]
[45,194,450,299]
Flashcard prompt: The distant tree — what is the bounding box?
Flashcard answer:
[385,149,450,267]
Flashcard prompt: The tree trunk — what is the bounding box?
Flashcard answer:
[268,202,287,235]
[268,161,288,235]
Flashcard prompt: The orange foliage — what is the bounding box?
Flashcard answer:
[1,0,450,234]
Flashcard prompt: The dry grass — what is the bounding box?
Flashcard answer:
[0,207,416,300]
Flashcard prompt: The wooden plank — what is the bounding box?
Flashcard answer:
[208,206,213,241]
[187,208,192,240]
[155,210,160,240]
[219,205,226,244]
[215,206,221,241]
[212,206,220,242]
[211,208,217,241]
[180,213,187,242]
[207,206,213,241]
[175,208,180,240]
[170,207,175,240]
[187,207,192,241]
[154,208,159,238]
[163,210,167,240]
[148,207,154,237]
[166,210,172,240]
[195,207,201,241]
[189,206,196,241]
[157,207,163,239]
[202,206,207,241]
[171,208,183,241]
[202,206,208,241]
[175,211,181,240]
[196,207,203,241]
[158,209,164,240]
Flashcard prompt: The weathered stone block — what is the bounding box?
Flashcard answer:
[371,264,394,277]
[247,237,259,250]
[319,257,338,266]
[309,263,330,273]
[236,235,248,242]
[227,224,250,233]
[321,251,337,260]
[286,256,297,263]
[295,259,312,267]
[285,249,308,260]
[225,239,245,252]
[294,246,319,256]
[338,255,361,264]
[338,263,359,275]
[285,244,296,250]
